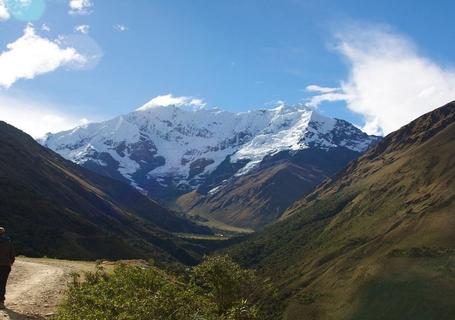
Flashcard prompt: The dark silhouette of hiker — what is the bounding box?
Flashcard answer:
[0,227,15,309]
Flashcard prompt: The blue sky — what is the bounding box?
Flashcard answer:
[0,0,455,137]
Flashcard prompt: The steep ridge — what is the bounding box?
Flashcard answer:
[229,101,455,319]
[0,121,210,264]
[178,146,362,229]
[41,103,378,202]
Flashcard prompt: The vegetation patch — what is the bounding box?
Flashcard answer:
[294,291,321,305]
[389,247,455,258]
[57,255,280,320]
[350,273,455,320]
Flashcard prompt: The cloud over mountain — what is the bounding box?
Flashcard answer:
[307,25,455,135]
[136,94,206,111]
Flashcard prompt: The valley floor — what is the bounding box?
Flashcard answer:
[0,257,97,320]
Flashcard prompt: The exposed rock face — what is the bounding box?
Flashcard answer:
[178,146,363,229]
[41,103,379,209]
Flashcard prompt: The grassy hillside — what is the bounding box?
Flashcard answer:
[0,121,211,265]
[229,101,455,319]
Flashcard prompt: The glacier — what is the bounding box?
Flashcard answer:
[41,100,379,194]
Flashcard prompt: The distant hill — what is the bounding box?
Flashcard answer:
[229,101,455,319]
[0,121,211,264]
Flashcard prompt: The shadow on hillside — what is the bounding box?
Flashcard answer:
[0,308,46,320]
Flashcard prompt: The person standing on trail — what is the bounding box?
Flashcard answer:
[0,227,15,309]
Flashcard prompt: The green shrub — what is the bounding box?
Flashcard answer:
[57,256,278,320]
[57,265,215,320]
[222,299,259,320]
[192,255,257,314]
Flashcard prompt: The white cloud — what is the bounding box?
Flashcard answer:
[0,0,10,20]
[307,26,455,135]
[113,24,128,32]
[306,85,339,94]
[69,0,93,15]
[74,24,90,34]
[136,94,206,111]
[0,94,91,138]
[305,91,350,109]
[0,24,87,88]
[41,23,50,32]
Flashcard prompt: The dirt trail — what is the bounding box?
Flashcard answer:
[0,258,96,320]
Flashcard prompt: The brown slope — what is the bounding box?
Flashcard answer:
[178,162,322,229]
[230,101,455,319]
[0,121,210,265]
[178,147,363,230]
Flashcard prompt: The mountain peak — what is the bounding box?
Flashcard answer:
[42,102,379,197]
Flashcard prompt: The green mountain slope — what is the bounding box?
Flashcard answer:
[0,121,211,264]
[229,101,455,319]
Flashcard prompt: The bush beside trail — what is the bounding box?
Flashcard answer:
[57,255,280,320]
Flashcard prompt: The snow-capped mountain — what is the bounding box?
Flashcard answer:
[41,101,379,199]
